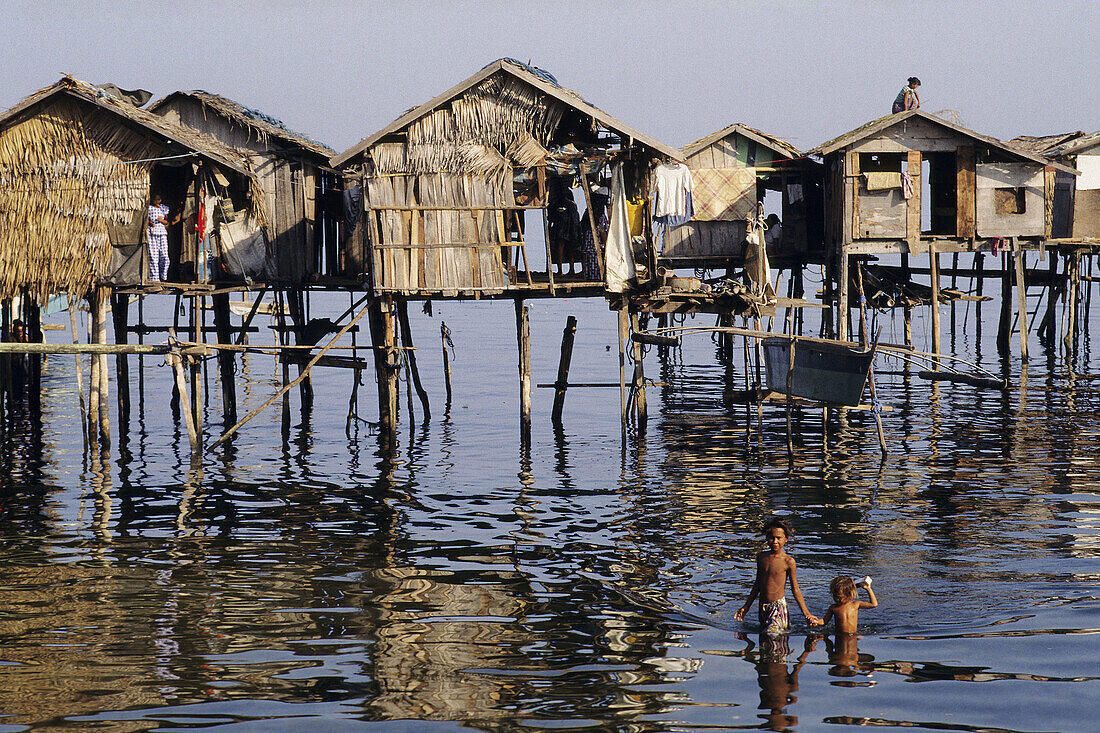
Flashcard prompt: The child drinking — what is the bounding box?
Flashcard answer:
[735,518,822,633]
[821,575,878,634]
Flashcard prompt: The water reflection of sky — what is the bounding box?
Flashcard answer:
[0,295,1097,731]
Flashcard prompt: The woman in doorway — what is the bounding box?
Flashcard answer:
[148,193,179,282]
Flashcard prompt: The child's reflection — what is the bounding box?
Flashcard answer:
[825,633,876,687]
[739,633,816,731]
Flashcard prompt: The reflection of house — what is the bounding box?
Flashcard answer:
[1013,130,1100,240]
[333,58,682,296]
[0,75,254,297]
[150,90,340,283]
[808,109,1077,339]
[667,123,824,267]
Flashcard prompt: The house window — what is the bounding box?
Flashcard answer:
[994,187,1026,215]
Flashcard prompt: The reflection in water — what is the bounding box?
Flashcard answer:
[0,298,1097,730]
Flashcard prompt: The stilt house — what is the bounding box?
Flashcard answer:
[0,75,255,302]
[668,123,824,268]
[149,91,339,284]
[1028,131,1100,240]
[331,59,682,298]
[809,109,1077,338]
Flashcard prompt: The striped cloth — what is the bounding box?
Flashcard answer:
[691,168,756,221]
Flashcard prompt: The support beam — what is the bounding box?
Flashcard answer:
[212,293,238,425]
[1013,241,1029,362]
[930,243,941,367]
[630,312,647,425]
[552,315,577,423]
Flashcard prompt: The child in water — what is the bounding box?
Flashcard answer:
[821,575,878,634]
[735,518,822,633]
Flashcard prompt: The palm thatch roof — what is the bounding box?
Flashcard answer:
[0,75,254,301]
[809,109,1077,174]
[682,122,803,161]
[149,90,334,160]
[332,58,682,168]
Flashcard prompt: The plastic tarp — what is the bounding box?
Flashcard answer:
[218,212,270,279]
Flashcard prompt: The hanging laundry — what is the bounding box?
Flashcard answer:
[652,162,694,221]
[626,196,645,237]
[864,171,904,191]
[901,172,915,199]
[605,164,637,293]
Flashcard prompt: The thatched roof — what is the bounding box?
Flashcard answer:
[0,76,254,301]
[682,122,803,161]
[149,90,334,161]
[809,109,1077,174]
[332,58,682,168]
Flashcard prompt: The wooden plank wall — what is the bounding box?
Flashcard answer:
[975,162,1045,237]
[906,150,922,246]
[956,146,976,238]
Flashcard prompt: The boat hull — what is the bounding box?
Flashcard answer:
[763,337,874,406]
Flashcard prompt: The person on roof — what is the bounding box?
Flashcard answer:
[892,77,921,114]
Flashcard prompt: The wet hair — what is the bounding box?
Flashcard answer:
[908,76,921,86]
[761,517,793,539]
[831,576,856,603]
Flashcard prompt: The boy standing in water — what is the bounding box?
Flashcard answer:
[822,575,878,634]
[736,518,821,633]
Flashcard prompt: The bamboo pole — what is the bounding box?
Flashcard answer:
[785,337,795,462]
[552,315,577,424]
[96,287,110,446]
[88,296,100,443]
[617,303,629,432]
[211,302,373,449]
[930,243,941,369]
[856,265,887,458]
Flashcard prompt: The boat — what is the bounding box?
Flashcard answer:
[762,336,875,407]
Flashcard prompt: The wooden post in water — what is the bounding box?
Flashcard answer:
[87,295,100,442]
[998,250,1012,354]
[552,315,577,424]
[368,298,398,442]
[1063,250,1080,356]
[396,300,430,422]
[111,294,130,427]
[167,328,199,455]
[856,265,888,458]
[95,286,110,445]
[211,293,238,425]
[189,294,201,441]
[630,312,647,426]
[1013,240,1029,362]
[929,243,941,369]
[837,248,850,341]
[617,302,629,432]
[69,303,88,449]
[516,299,532,440]
[440,321,453,409]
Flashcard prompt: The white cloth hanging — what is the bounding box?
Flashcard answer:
[604,163,637,293]
[652,162,694,219]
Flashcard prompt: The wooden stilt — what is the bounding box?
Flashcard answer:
[1013,240,1029,362]
[998,250,1012,354]
[617,302,628,432]
[856,265,887,458]
[552,315,577,423]
[95,286,110,445]
[785,336,795,462]
[631,312,647,426]
[111,294,130,427]
[1063,250,1079,356]
[838,248,850,341]
[167,328,199,455]
[396,300,430,422]
[287,289,314,407]
[929,243,941,369]
[26,297,42,419]
[516,299,532,440]
[69,303,88,449]
[441,321,453,409]
[211,293,238,425]
[188,294,201,441]
[368,297,398,441]
[88,296,100,441]
[276,289,291,427]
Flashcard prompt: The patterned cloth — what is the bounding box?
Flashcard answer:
[148,203,170,281]
[691,168,756,221]
[581,208,609,281]
[759,597,789,635]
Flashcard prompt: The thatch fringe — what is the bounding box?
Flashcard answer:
[0,97,156,301]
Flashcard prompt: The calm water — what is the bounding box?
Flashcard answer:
[0,291,1097,732]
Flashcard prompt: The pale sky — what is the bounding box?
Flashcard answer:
[3,1,1097,156]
